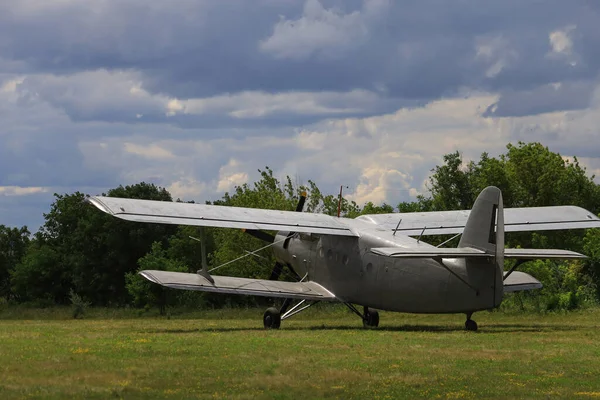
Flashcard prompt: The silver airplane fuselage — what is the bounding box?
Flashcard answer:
[272,225,503,315]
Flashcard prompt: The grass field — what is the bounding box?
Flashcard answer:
[1,305,600,399]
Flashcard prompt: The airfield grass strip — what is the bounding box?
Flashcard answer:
[1,306,599,399]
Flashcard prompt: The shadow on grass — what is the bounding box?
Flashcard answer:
[142,323,585,334]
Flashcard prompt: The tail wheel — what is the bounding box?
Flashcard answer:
[465,319,478,331]
[263,307,281,329]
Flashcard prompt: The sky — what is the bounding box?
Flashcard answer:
[1,0,600,230]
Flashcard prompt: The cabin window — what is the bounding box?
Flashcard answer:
[319,247,324,258]
[342,255,349,265]
[327,249,333,260]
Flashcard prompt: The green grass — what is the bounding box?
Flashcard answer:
[1,305,600,399]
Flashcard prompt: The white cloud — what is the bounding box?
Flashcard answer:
[346,167,412,206]
[549,25,576,55]
[1,77,24,93]
[175,89,384,119]
[475,35,518,78]
[217,159,249,192]
[547,25,578,66]
[0,186,49,196]
[123,142,175,159]
[167,178,208,201]
[259,0,387,60]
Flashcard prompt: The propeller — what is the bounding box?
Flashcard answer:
[242,229,275,243]
[242,192,307,245]
[241,192,307,281]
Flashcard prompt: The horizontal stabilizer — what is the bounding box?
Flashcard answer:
[87,196,357,237]
[503,271,543,292]
[139,270,337,301]
[370,247,488,258]
[504,248,587,260]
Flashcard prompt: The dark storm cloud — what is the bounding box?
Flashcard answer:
[483,81,595,117]
[1,0,598,112]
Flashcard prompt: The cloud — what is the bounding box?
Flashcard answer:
[0,186,49,196]
[483,81,595,117]
[548,25,577,59]
[2,0,600,230]
[123,142,175,160]
[260,0,387,60]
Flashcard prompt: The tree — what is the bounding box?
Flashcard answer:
[11,243,64,303]
[125,242,188,314]
[210,168,305,286]
[420,142,600,306]
[0,225,30,299]
[18,182,177,305]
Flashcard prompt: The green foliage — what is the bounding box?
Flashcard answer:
[11,243,65,303]
[404,142,600,308]
[4,142,600,311]
[29,183,177,305]
[69,289,91,319]
[0,225,30,299]
[125,242,188,314]
[501,259,597,312]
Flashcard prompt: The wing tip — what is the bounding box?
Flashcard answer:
[86,196,114,215]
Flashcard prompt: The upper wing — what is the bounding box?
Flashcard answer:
[357,206,600,236]
[140,270,337,301]
[370,247,586,259]
[87,196,357,237]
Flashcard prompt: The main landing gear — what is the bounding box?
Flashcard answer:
[345,304,380,328]
[263,300,319,329]
[465,312,478,332]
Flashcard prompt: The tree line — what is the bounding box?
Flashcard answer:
[1,142,599,312]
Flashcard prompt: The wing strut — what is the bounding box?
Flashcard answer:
[189,231,214,284]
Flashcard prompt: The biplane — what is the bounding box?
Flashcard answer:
[88,186,600,331]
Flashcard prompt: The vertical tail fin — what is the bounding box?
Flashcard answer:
[458,186,504,271]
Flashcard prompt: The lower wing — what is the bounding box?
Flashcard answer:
[140,270,337,301]
[503,271,542,292]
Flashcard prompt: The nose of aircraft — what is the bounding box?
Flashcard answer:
[272,231,293,265]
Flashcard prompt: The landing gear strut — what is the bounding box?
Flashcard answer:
[263,300,319,329]
[344,303,380,328]
[465,312,478,331]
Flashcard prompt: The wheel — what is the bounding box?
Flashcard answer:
[363,309,379,328]
[465,319,478,332]
[263,307,281,329]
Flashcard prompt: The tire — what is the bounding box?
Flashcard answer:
[465,319,478,332]
[363,309,379,328]
[263,307,281,329]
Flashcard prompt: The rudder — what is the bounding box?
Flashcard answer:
[458,186,504,307]
[458,186,504,261]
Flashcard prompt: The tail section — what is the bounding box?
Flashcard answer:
[458,186,504,270]
[458,186,504,307]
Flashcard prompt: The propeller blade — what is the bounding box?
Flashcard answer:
[269,262,284,281]
[295,192,307,212]
[284,192,307,249]
[242,229,275,243]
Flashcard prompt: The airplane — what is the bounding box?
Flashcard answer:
[87,186,600,331]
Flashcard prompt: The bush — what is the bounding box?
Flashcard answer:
[69,289,91,319]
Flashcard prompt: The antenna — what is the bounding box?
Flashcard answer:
[337,185,349,217]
